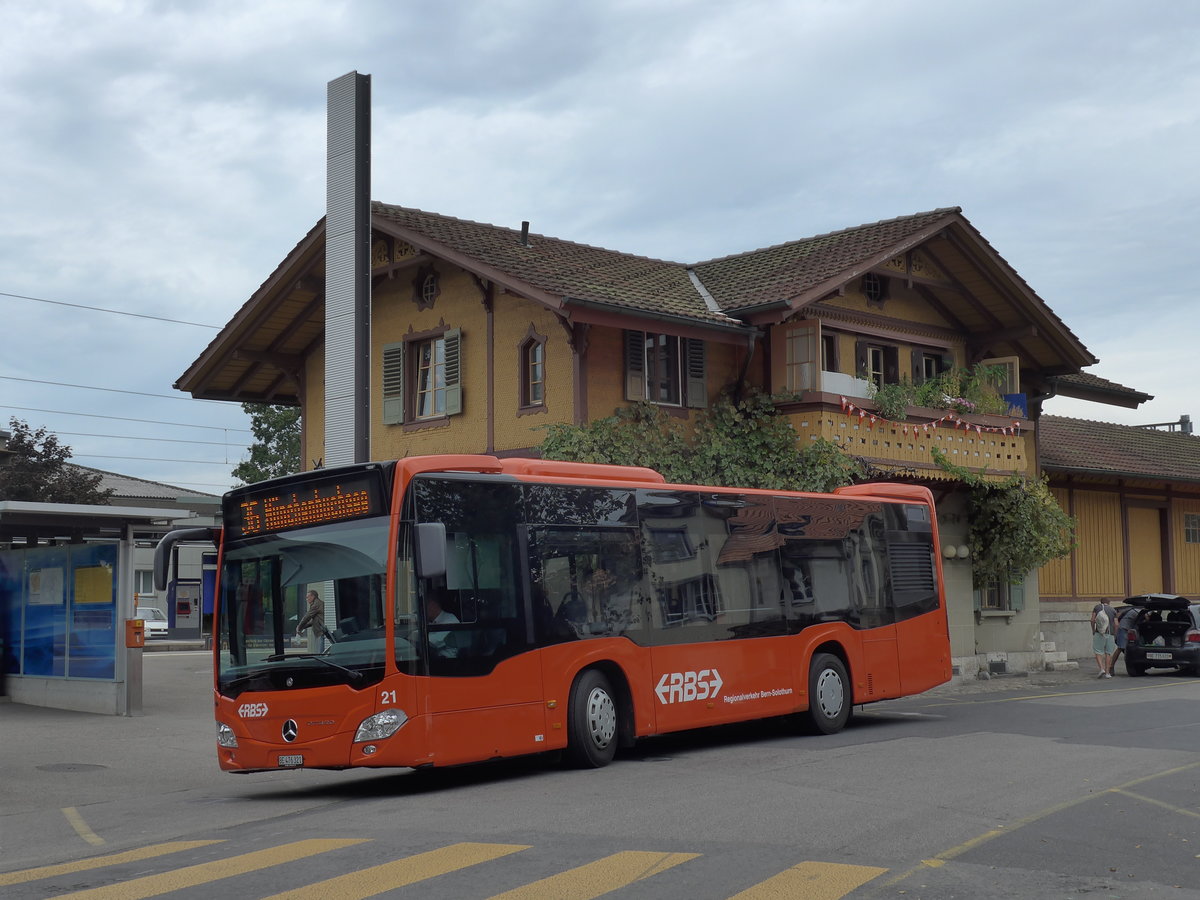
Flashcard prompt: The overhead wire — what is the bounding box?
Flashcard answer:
[0,290,221,329]
[0,405,251,434]
[2,286,270,490]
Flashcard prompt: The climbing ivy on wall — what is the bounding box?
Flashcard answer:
[931,448,1076,586]
[538,389,870,493]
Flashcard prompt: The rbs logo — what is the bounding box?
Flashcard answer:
[238,702,270,719]
[655,669,723,704]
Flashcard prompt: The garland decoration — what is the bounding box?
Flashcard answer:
[840,397,1022,436]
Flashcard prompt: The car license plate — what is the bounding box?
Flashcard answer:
[278,754,304,767]
[1145,652,1173,661]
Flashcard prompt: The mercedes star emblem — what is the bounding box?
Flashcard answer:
[282,719,299,742]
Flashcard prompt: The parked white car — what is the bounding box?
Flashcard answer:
[136,606,168,639]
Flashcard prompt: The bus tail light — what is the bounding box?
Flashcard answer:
[355,708,409,742]
[216,722,239,748]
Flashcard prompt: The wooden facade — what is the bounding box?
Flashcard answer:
[1039,417,1200,609]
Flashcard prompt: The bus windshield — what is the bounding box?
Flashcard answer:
[217,515,392,697]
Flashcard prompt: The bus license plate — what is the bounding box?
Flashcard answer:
[278,755,304,767]
[1145,652,1173,661]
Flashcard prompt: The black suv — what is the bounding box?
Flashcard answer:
[1120,594,1200,677]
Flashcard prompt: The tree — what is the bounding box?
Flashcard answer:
[232,403,301,485]
[0,418,114,504]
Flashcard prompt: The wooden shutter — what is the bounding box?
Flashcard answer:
[854,340,868,379]
[685,338,707,408]
[443,328,462,416]
[624,330,646,401]
[382,342,404,425]
[1009,577,1025,613]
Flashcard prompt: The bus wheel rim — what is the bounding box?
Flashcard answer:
[587,687,617,748]
[815,668,844,718]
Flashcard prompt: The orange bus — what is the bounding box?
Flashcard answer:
[154,454,951,773]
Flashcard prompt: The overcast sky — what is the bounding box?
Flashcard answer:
[2,0,1197,496]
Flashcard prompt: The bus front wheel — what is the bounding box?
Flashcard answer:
[807,653,851,735]
[566,669,618,768]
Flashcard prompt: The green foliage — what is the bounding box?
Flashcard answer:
[932,448,1075,585]
[232,403,301,486]
[539,390,868,491]
[869,380,914,420]
[868,364,1016,420]
[0,417,114,504]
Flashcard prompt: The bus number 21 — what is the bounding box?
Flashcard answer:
[380,689,397,705]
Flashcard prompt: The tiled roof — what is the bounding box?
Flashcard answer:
[692,208,961,312]
[1053,372,1153,402]
[70,465,221,505]
[1039,416,1200,483]
[372,203,744,328]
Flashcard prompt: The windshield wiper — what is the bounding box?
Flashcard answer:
[264,652,364,683]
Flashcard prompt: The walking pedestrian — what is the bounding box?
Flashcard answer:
[1090,597,1117,678]
[1108,604,1138,675]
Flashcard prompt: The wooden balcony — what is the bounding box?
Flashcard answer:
[777,393,1034,482]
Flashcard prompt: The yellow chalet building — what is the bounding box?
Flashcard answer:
[175,204,1151,675]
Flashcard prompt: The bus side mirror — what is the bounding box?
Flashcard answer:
[414,523,447,579]
[154,527,218,591]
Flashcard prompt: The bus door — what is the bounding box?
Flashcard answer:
[411,509,546,767]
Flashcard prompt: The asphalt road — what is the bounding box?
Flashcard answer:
[2,653,1198,899]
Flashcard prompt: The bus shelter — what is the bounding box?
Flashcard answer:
[0,501,195,715]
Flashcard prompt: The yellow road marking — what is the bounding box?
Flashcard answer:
[729,860,887,899]
[0,841,222,887]
[882,759,1200,888]
[914,678,1197,710]
[1111,787,1200,819]
[56,838,367,899]
[262,842,530,899]
[62,807,106,846]
[488,850,699,900]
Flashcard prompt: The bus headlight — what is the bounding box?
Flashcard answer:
[354,708,409,742]
[216,722,239,748]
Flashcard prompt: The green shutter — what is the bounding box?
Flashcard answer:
[443,328,462,416]
[624,330,646,401]
[382,342,404,425]
[972,587,982,613]
[1009,577,1025,613]
[685,338,707,408]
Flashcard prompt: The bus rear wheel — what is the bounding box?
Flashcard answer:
[807,653,850,735]
[566,669,618,768]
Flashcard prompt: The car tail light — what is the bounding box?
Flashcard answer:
[1186,630,1200,644]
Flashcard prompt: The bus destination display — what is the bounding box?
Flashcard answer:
[227,472,385,540]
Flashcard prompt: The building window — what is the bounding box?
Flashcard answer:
[519,327,547,409]
[134,570,154,597]
[414,337,447,418]
[412,266,440,310]
[381,328,463,426]
[1185,513,1200,544]
[624,330,706,408]
[821,333,838,372]
[975,576,1025,613]
[645,333,681,405]
[784,324,818,392]
[861,273,889,305]
[855,341,899,389]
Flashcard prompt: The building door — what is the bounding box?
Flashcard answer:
[1127,506,1164,595]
